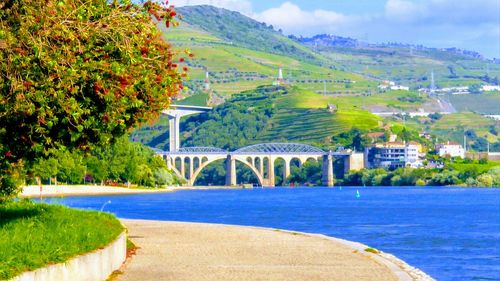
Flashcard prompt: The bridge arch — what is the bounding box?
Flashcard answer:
[190,156,264,186]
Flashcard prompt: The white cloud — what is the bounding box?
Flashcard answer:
[168,0,500,57]
[385,0,421,23]
[253,2,358,35]
[169,0,253,15]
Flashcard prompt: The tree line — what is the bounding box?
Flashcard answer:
[29,137,183,188]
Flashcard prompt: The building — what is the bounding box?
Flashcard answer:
[378,80,409,91]
[204,70,210,91]
[365,142,422,169]
[390,85,410,91]
[435,141,465,158]
[273,67,285,86]
[482,85,500,92]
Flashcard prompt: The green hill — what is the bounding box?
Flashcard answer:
[299,35,500,89]
[161,6,376,97]
[130,5,499,151]
[132,86,386,151]
[176,5,321,63]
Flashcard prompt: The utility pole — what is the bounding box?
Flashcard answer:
[464,134,467,152]
[323,80,327,95]
[430,70,435,95]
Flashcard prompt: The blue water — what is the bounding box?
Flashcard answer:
[45,187,500,281]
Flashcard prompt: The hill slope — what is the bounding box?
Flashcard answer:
[130,6,499,151]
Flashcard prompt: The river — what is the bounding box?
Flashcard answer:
[45,187,500,281]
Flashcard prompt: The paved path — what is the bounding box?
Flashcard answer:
[118,219,400,281]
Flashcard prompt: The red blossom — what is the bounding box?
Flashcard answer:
[179,58,185,62]
[5,151,13,158]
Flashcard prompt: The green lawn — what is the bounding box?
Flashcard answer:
[0,201,123,279]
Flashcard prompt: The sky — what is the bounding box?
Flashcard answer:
[170,0,500,58]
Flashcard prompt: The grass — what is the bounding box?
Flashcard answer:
[0,200,123,279]
[448,162,500,174]
[448,93,500,114]
[365,247,381,254]
[431,112,496,130]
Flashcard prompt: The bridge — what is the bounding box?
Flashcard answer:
[158,106,364,187]
[162,105,212,152]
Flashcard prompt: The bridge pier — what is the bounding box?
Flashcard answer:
[166,155,172,170]
[267,157,275,187]
[283,160,291,185]
[258,157,264,178]
[168,116,181,153]
[189,157,194,182]
[180,158,186,179]
[225,155,237,186]
[322,154,334,187]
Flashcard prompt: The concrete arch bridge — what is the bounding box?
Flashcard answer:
[156,143,364,187]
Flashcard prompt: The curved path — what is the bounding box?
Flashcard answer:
[118,219,407,281]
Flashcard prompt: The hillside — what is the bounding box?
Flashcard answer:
[131,86,383,150]
[161,6,377,97]
[297,34,500,89]
[176,5,321,63]
[130,5,499,152]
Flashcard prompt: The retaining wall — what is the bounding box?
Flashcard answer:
[11,232,126,281]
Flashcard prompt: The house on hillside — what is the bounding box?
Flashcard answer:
[378,80,409,91]
[435,141,465,158]
[366,132,385,143]
[327,104,337,113]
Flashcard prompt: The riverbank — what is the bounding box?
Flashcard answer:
[117,219,433,281]
[20,184,249,198]
[20,185,174,198]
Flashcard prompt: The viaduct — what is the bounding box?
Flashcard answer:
[158,105,364,187]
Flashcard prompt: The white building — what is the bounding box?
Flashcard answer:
[365,141,422,169]
[390,85,410,91]
[482,85,500,92]
[378,81,409,91]
[435,141,465,158]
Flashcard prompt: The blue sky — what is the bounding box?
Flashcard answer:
[171,0,500,58]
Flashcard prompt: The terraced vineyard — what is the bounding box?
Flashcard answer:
[448,93,500,114]
[130,5,499,151]
[257,108,379,144]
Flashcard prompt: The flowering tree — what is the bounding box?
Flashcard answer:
[0,0,184,198]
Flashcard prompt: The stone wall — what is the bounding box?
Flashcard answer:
[12,232,126,281]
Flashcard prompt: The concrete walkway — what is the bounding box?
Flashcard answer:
[118,219,400,281]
